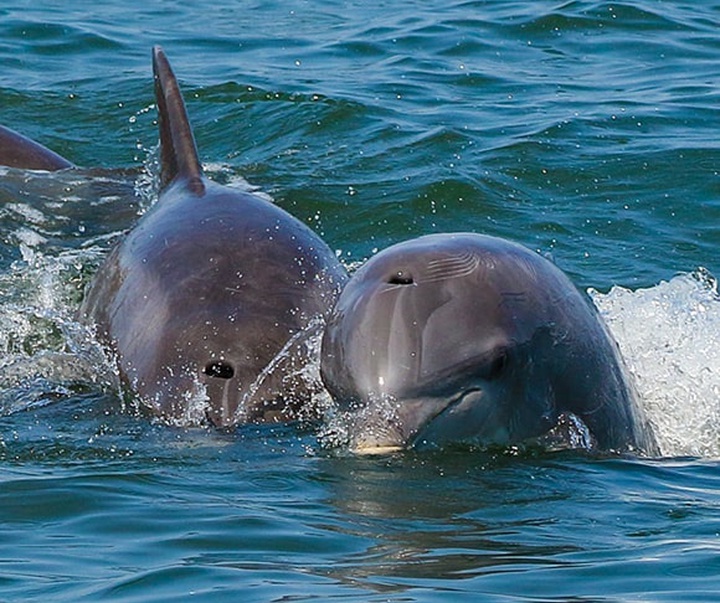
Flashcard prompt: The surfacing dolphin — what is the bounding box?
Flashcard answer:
[0,125,74,171]
[80,46,347,427]
[320,233,657,454]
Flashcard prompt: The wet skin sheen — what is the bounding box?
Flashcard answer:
[321,233,657,454]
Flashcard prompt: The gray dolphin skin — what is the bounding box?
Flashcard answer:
[320,233,657,454]
[80,46,347,427]
[0,125,74,171]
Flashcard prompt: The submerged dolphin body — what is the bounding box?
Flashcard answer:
[320,233,657,454]
[81,46,347,426]
[0,125,74,171]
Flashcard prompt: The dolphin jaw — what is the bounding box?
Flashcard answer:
[203,376,236,427]
[347,408,408,454]
[351,444,405,455]
[343,390,488,454]
[346,384,521,453]
[407,388,514,449]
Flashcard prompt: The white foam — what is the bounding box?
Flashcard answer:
[6,202,47,225]
[0,246,120,414]
[590,269,720,458]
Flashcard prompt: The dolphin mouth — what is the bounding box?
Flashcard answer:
[347,416,407,455]
[346,394,472,455]
[407,389,487,449]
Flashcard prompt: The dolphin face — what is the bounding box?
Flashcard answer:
[321,233,588,452]
[124,302,312,426]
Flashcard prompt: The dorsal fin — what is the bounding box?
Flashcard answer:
[152,46,204,194]
[0,125,74,171]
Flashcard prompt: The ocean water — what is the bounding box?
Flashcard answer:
[2,1,720,601]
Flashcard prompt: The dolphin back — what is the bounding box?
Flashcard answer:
[0,125,74,171]
[152,46,204,192]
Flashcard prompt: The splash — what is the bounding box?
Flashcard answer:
[0,246,120,414]
[590,269,720,458]
[0,167,145,416]
[142,371,212,428]
[134,143,160,214]
[317,390,406,454]
[233,314,332,425]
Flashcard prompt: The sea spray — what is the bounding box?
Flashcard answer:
[590,268,720,458]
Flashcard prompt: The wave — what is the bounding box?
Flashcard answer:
[591,268,720,458]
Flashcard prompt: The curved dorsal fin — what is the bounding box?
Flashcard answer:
[152,45,204,193]
[0,125,74,171]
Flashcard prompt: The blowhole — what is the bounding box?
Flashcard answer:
[203,360,235,379]
[388,271,414,285]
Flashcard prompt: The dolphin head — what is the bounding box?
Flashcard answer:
[320,233,577,452]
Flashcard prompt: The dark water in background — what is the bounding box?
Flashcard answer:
[2,1,720,601]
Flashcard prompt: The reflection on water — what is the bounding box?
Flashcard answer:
[308,450,720,600]
[314,452,579,592]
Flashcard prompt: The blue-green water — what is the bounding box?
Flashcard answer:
[2,1,720,601]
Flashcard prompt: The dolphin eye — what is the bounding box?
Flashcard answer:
[204,361,235,379]
[388,271,414,285]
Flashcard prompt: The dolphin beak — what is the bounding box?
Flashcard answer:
[351,444,405,455]
[347,415,408,455]
[201,376,239,428]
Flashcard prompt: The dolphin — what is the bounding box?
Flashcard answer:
[80,46,347,427]
[0,125,74,171]
[320,233,657,454]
